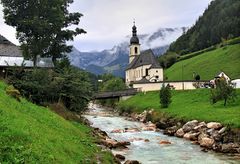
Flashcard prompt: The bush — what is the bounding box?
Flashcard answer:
[6,63,93,113]
[210,78,237,106]
[5,85,21,102]
[160,84,172,108]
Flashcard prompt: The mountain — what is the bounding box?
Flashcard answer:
[69,27,185,77]
[169,0,240,55]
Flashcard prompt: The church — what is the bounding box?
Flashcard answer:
[125,23,164,86]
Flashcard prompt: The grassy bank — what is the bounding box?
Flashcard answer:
[118,89,240,128]
[165,44,240,80]
[0,81,115,163]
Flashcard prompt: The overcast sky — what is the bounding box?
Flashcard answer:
[0,0,212,52]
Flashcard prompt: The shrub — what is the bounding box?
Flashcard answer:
[160,84,172,108]
[5,85,21,102]
[210,79,237,106]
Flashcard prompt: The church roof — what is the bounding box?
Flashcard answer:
[126,49,162,70]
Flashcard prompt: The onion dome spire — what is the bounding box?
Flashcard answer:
[130,20,139,44]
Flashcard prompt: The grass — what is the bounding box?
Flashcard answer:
[118,89,240,128]
[0,81,115,163]
[165,44,240,80]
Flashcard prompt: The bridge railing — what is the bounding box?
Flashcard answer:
[93,88,139,99]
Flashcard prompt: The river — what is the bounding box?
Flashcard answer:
[84,104,240,164]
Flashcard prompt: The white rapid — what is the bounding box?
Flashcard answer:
[84,104,240,164]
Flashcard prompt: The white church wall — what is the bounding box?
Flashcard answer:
[133,81,201,92]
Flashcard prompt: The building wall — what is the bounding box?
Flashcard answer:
[126,66,164,85]
[148,68,164,82]
[133,81,204,92]
[129,44,140,63]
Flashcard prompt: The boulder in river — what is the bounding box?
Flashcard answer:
[207,122,222,130]
[221,143,240,153]
[175,128,185,138]
[164,126,178,136]
[199,137,215,148]
[183,132,200,141]
[159,140,172,145]
[182,120,198,133]
[124,160,141,164]
[115,154,125,161]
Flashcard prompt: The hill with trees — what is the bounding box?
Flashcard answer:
[169,0,240,55]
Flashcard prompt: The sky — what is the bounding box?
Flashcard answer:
[0,0,212,52]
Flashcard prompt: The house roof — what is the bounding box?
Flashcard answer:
[0,34,22,57]
[0,34,12,45]
[126,49,161,70]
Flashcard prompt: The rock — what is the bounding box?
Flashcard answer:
[142,126,156,131]
[125,128,140,133]
[221,143,240,153]
[207,122,222,130]
[111,129,124,133]
[101,139,130,149]
[124,160,141,164]
[199,137,215,148]
[164,126,178,136]
[218,127,227,134]
[147,122,156,128]
[175,128,185,138]
[194,122,207,132]
[115,141,131,148]
[198,133,209,142]
[159,140,172,145]
[144,139,150,142]
[211,130,222,142]
[182,120,198,133]
[156,121,168,129]
[115,154,125,161]
[183,132,200,141]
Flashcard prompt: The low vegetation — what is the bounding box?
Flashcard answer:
[0,81,115,163]
[165,44,240,80]
[6,59,92,113]
[118,89,240,128]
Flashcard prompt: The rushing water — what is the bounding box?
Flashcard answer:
[84,104,240,164]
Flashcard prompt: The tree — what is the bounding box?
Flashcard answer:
[210,78,236,106]
[1,0,86,66]
[160,84,172,108]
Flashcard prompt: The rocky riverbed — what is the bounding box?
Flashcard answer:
[84,104,240,164]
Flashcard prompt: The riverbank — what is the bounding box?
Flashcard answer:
[117,89,240,154]
[118,89,240,128]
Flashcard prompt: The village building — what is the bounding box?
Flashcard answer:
[125,23,164,86]
[0,34,54,78]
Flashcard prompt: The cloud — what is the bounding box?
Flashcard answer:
[0,0,212,51]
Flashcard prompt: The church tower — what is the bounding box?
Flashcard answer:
[129,22,140,63]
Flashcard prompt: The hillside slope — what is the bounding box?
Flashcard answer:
[169,0,240,54]
[165,44,240,80]
[0,81,114,163]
